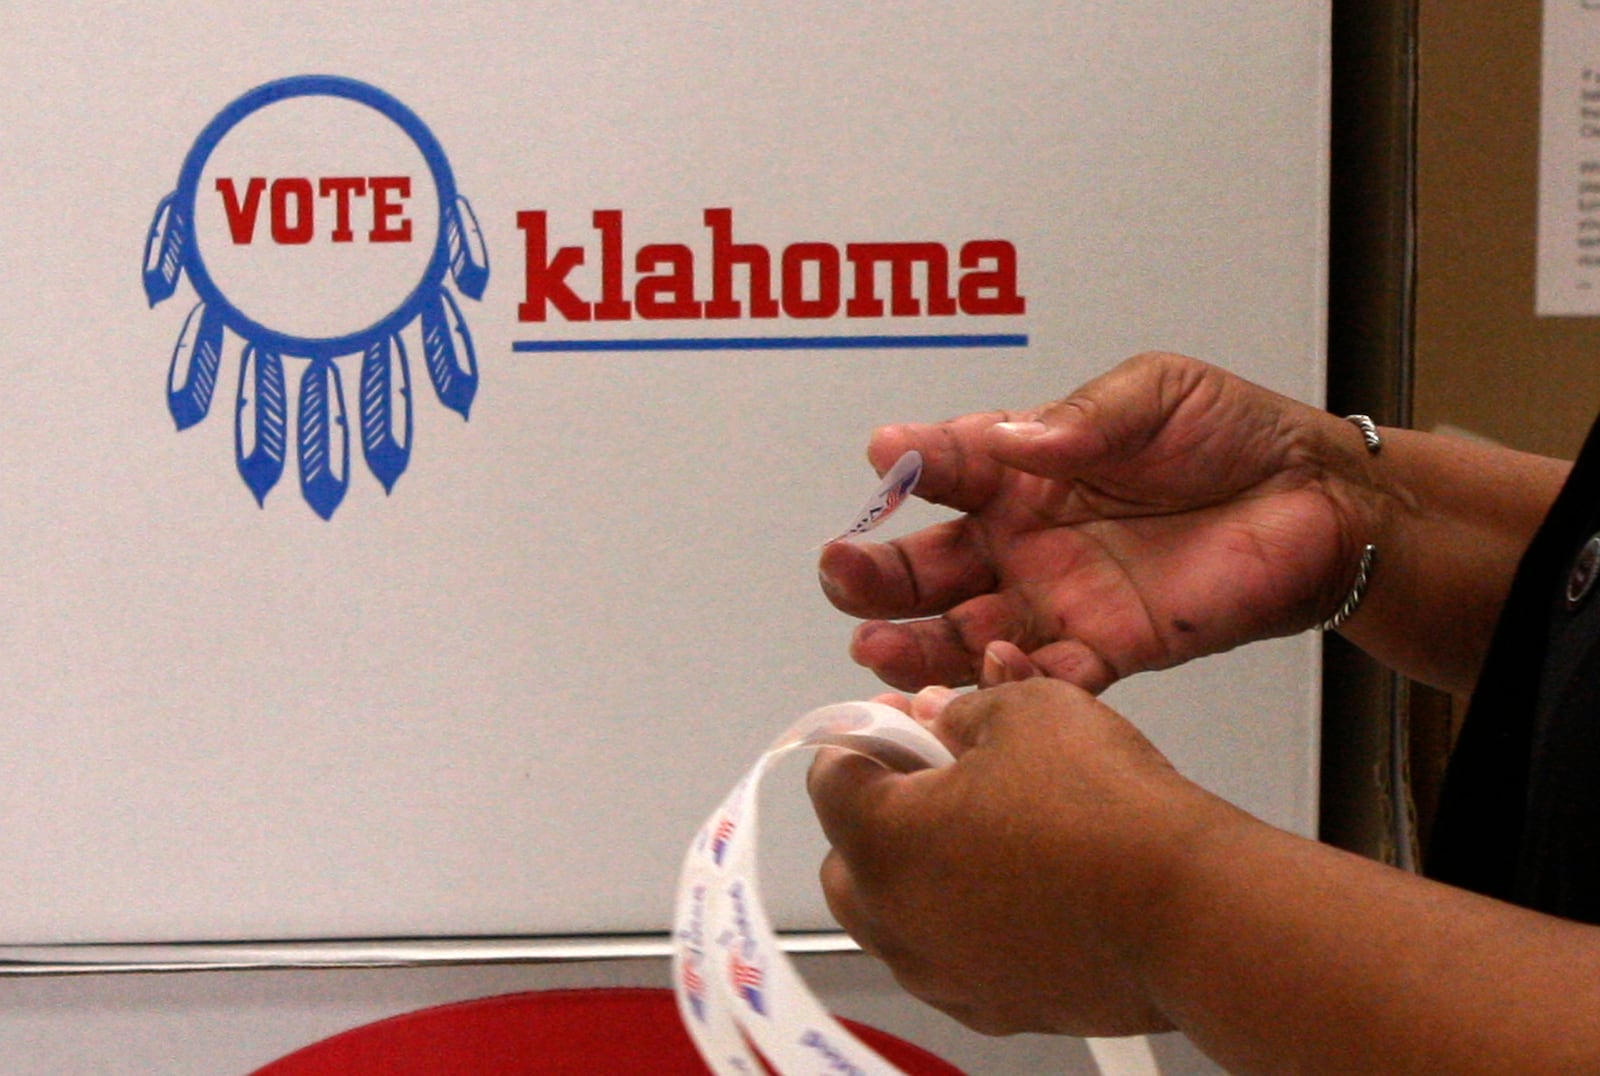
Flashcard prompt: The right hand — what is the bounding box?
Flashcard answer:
[819,352,1380,693]
[809,678,1239,1037]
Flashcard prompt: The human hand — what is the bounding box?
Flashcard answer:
[819,352,1377,692]
[808,677,1245,1037]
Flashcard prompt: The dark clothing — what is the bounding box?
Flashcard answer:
[1428,411,1600,921]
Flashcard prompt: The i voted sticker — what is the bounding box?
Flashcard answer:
[827,451,923,545]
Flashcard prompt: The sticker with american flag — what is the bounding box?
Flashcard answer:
[727,949,767,1016]
[680,954,709,1022]
[710,813,738,866]
[827,450,923,544]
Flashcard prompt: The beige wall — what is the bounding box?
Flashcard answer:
[1416,1,1597,459]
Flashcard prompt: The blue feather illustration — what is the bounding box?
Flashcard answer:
[297,358,350,520]
[445,194,490,301]
[359,334,412,494]
[421,287,478,420]
[142,191,185,307]
[235,344,287,507]
[167,301,225,431]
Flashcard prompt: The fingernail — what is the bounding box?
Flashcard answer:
[910,685,957,722]
[817,565,840,600]
[816,545,850,600]
[992,420,1048,439]
[981,644,1008,686]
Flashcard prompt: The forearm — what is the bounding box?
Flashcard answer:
[1133,803,1600,1074]
[1323,421,1569,693]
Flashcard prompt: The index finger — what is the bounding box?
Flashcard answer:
[867,409,1031,515]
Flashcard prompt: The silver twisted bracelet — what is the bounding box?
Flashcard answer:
[1320,415,1381,632]
[1320,543,1377,632]
[1344,413,1382,454]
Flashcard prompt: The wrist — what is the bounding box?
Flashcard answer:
[1096,777,1259,1021]
[1298,408,1408,634]
[1318,416,1384,631]
[1317,424,1564,691]
[1113,796,1309,1057]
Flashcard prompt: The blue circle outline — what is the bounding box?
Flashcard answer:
[175,75,458,359]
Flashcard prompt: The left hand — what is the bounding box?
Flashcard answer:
[808,678,1245,1037]
[818,354,1380,694]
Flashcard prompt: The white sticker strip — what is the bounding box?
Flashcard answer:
[671,701,1162,1075]
[827,451,924,544]
[672,702,952,1074]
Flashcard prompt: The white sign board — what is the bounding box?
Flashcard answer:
[0,2,1328,946]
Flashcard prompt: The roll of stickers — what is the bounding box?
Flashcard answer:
[671,700,956,1074]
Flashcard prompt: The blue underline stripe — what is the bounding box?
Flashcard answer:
[511,333,1029,353]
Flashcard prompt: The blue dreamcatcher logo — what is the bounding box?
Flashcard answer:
[142,75,489,519]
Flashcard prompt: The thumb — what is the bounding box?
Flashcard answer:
[981,392,1121,481]
[807,688,962,862]
[983,352,1198,478]
[807,748,903,861]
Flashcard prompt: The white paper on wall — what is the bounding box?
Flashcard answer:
[1538,0,1600,314]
